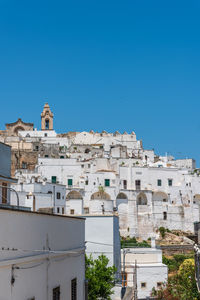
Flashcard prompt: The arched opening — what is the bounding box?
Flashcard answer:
[116,193,127,200]
[90,191,112,214]
[66,191,83,215]
[137,192,147,205]
[85,148,91,154]
[91,191,111,200]
[152,191,168,203]
[66,191,83,200]
[116,193,128,233]
[14,126,25,135]
[45,119,49,130]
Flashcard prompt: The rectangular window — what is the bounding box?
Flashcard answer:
[57,192,61,199]
[163,212,167,220]
[123,180,127,189]
[57,207,60,214]
[105,179,110,187]
[71,278,77,300]
[68,179,73,187]
[84,207,89,214]
[51,176,57,184]
[135,180,141,190]
[168,179,173,186]
[70,209,75,215]
[81,164,84,168]
[53,286,60,300]
[157,179,162,186]
[22,162,27,169]
[2,183,7,204]
[85,180,89,185]
[141,282,146,288]
[62,207,65,214]
[45,154,49,158]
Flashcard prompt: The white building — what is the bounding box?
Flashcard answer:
[0,206,85,300]
[0,142,16,205]
[121,244,168,299]
[84,214,121,300]
[35,155,200,239]
[85,215,121,270]
[11,179,66,214]
[3,104,200,239]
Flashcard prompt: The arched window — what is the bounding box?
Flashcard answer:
[137,193,147,205]
[45,119,49,130]
[85,148,91,154]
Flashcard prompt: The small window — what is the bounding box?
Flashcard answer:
[53,286,60,300]
[84,207,89,214]
[48,191,52,194]
[163,212,167,220]
[62,207,65,214]
[52,176,57,184]
[35,145,39,151]
[45,154,49,158]
[81,164,84,168]
[88,164,91,168]
[44,133,48,137]
[85,180,89,185]
[163,198,167,202]
[123,180,127,189]
[70,209,75,215]
[60,156,64,159]
[168,179,173,186]
[157,282,162,288]
[157,179,162,186]
[135,180,141,190]
[22,162,27,169]
[57,207,60,214]
[105,179,110,187]
[45,119,49,130]
[57,192,61,199]
[68,179,73,187]
[141,282,146,288]
[71,278,77,300]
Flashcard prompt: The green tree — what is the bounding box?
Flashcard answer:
[85,254,116,300]
[152,258,200,300]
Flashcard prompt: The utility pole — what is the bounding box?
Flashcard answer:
[134,260,137,300]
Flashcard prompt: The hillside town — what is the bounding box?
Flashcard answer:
[0,103,200,299]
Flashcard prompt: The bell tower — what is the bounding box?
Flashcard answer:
[41,103,54,130]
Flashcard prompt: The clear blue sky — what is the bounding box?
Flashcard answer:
[0,1,200,164]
